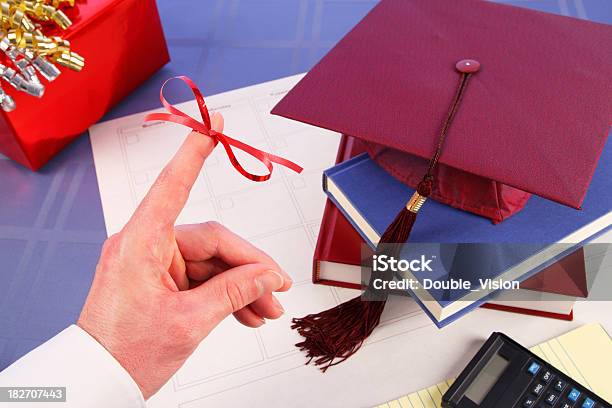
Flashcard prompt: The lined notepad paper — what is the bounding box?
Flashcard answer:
[378,324,611,408]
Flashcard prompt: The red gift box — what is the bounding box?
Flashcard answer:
[0,0,169,170]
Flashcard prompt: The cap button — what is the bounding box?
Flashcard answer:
[456,59,480,73]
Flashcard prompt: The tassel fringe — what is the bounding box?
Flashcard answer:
[291,200,420,371]
[291,297,387,372]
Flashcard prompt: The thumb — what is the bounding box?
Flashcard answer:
[188,263,284,327]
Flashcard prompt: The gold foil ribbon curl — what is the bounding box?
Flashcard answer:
[0,0,84,111]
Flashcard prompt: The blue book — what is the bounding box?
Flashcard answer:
[323,143,611,327]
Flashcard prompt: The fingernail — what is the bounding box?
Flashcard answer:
[271,295,285,314]
[256,270,284,295]
[283,270,293,286]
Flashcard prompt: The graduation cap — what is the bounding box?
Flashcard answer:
[271,0,612,370]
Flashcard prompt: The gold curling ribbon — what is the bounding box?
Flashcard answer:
[0,0,84,111]
[2,0,83,69]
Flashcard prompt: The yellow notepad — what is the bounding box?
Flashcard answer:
[378,324,612,408]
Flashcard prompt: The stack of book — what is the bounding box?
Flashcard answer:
[312,135,609,327]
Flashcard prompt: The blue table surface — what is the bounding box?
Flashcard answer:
[0,0,610,371]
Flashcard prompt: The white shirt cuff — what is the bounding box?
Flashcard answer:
[0,325,145,408]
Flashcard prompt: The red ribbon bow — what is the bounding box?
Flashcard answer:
[144,76,303,181]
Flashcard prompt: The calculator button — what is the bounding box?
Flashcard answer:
[559,402,574,408]
[527,361,542,376]
[532,383,546,396]
[545,392,559,405]
[523,396,537,407]
[568,388,581,402]
[554,379,568,392]
[541,370,554,383]
[582,398,596,408]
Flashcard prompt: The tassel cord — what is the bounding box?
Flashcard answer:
[425,73,471,181]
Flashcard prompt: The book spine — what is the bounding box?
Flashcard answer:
[313,201,339,284]
[323,152,370,186]
[314,135,354,284]
[480,303,574,321]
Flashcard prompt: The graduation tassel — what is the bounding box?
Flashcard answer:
[292,60,480,371]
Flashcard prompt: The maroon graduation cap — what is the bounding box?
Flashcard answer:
[271,0,612,370]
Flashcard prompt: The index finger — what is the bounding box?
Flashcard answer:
[128,113,224,233]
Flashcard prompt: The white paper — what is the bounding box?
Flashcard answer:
[89,75,612,408]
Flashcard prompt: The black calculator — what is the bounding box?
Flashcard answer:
[442,332,610,408]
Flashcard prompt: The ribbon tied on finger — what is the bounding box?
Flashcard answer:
[144,76,303,182]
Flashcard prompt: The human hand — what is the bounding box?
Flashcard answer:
[78,113,292,399]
